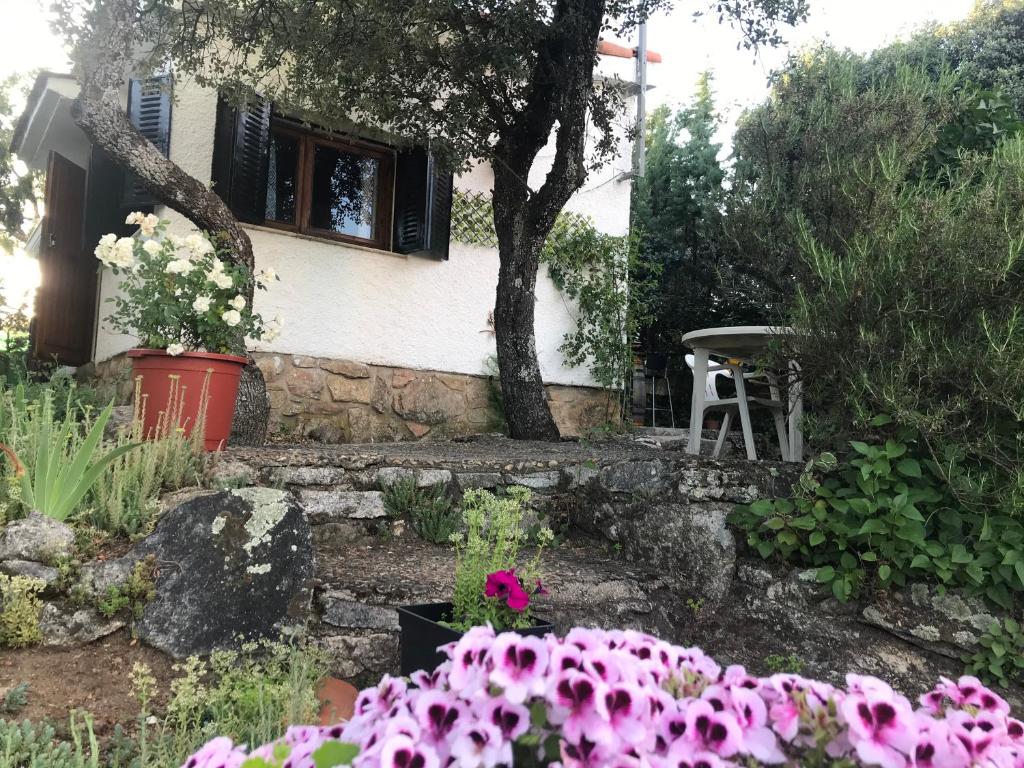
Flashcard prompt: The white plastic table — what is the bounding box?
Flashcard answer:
[682,326,803,462]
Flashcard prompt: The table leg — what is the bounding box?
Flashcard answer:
[788,360,804,462]
[730,363,758,461]
[767,372,790,461]
[687,348,709,455]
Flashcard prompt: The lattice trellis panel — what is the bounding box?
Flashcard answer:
[451,188,598,251]
[452,189,499,247]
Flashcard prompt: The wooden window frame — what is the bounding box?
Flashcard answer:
[262,120,396,251]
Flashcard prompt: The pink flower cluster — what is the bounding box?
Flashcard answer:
[183,626,1024,768]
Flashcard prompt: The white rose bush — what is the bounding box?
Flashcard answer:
[96,213,282,355]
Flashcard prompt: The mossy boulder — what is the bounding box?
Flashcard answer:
[134,488,314,657]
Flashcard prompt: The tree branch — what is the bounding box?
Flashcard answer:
[70,0,255,287]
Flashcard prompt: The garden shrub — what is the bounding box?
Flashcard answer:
[964,618,1024,689]
[382,477,460,544]
[733,425,1024,609]
[783,133,1024,520]
[0,574,44,648]
[185,625,1024,768]
[0,377,202,537]
[83,382,203,538]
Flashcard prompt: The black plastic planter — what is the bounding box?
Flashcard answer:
[397,602,555,677]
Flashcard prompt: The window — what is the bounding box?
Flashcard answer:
[262,123,394,249]
[212,97,453,259]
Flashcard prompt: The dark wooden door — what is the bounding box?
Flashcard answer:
[33,152,95,366]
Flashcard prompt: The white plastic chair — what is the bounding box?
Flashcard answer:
[685,354,790,460]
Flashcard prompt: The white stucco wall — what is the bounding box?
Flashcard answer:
[94,60,641,387]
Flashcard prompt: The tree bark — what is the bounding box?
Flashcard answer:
[70,0,268,445]
[492,165,560,441]
[490,0,607,441]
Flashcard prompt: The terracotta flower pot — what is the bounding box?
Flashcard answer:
[397,602,554,676]
[128,348,248,451]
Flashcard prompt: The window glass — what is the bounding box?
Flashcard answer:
[309,143,380,239]
[265,131,299,224]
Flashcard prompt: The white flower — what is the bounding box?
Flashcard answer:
[100,237,137,269]
[192,295,212,313]
[185,233,214,256]
[166,258,194,275]
[262,316,282,342]
[255,267,278,287]
[229,295,246,311]
[94,233,117,264]
[125,212,144,225]
[142,239,162,257]
[222,309,241,327]
[166,343,185,356]
[210,270,233,289]
[139,214,160,237]
[210,257,225,273]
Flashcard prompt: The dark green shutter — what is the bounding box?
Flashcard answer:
[392,147,453,260]
[122,75,173,208]
[210,95,271,222]
[84,145,131,250]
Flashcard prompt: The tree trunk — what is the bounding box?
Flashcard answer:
[492,172,561,441]
[70,0,267,445]
[488,0,607,441]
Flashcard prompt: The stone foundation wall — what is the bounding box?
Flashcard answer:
[88,353,618,442]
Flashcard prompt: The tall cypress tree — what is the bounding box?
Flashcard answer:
[634,72,754,359]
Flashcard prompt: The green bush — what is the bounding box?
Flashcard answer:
[383,477,460,544]
[732,427,1024,608]
[0,379,202,537]
[964,618,1024,688]
[783,133,1024,519]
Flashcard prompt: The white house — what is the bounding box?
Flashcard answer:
[11,44,658,441]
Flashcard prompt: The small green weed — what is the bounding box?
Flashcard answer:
[97,556,157,623]
[0,574,44,648]
[1,683,29,715]
[764,653,805,674]
[963,618,1024,689]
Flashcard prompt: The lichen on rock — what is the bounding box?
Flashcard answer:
[231,487,290,556]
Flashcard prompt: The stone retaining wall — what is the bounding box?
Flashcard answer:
[88,353,618,442]
[213,439,802,684]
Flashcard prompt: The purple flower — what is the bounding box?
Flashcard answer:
[484,569,530,613]
[182,626,1024,768]
[379,735,439,768]
[840,689,917,768]
[181,737,247,768]
[449,721,509,768]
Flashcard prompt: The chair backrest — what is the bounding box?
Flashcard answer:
[685,353,731,401]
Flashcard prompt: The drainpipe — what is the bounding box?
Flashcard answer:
[633,21,648,178]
